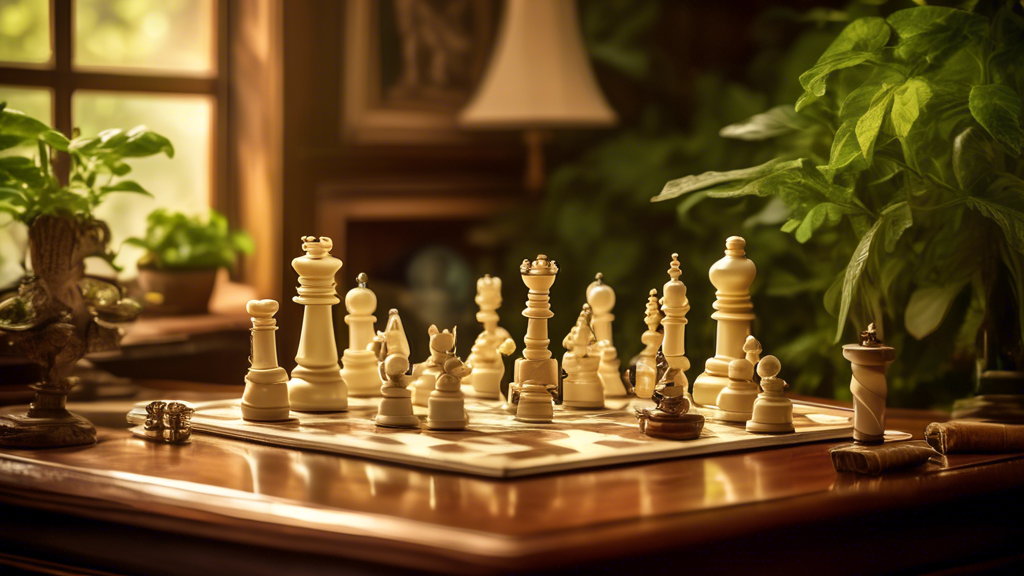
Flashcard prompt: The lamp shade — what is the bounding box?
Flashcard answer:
[459,0,617,129]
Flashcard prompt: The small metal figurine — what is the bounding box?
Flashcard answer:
[860,323,882,347]
[131,400,195,444]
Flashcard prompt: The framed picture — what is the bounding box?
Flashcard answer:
[343,0,498,143]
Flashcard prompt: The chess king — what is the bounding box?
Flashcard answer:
[287,236,347,412]
[511,255,559,423]
[464,275,516,399]
[692,236,756,407]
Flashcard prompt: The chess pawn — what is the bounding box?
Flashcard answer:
[288,236,347,412]
[693,236,757,406]
[464,275,516,399]
[242,299,291,421]
[427,345,472,430]
[562,304,604,409]
[341,273,384,397]
[373,309,420,429]
[843,324,895,445]
[634,289,663,399]
[715,358,759,422]
[413,325,449,406]
[587,273,627,398]
[512,255,560,423]
[746,355,794,433]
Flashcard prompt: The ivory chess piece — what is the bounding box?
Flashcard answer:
[587,273,627,397]
[746,355,794,433]
[512,255,559,423]
[843,324,895,444]
[692,236,757,406]
[562,304,604,409]
[427,328,471,430]
[413,325,446,406]
[633,290,664,400]
[744,335,762,370]
[658,254,692,397]
[636,254,704,440]
[287,236,347,412]
[241,299,291,421]
[715,356,759,422]
[341,273,384,397]
[372,309,419,429]
[464,275,516,399]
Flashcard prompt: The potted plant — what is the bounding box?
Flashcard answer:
[0,102,170,447]
[124,208,254,315]
[653,2,1024,415]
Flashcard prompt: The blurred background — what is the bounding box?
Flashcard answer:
[1,0,975,408]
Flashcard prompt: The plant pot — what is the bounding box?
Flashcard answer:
[137,267,218,315]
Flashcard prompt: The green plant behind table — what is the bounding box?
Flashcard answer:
[0,102,173,231]
[654,1,1024,404]
[125,208,254,271]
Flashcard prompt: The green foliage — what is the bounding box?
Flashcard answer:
[0,102,173,227]
[655,0,1024,406]
[125,209,254,271]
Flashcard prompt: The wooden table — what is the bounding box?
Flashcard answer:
[1,397,1022,575]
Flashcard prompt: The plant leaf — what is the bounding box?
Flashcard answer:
[968,84,1024,156]
[966,174,1024,253]
[888,6,988,65]
[99,180,153,197]
[795,202,851,243]
[905,282,966,339]
[856,88,895,157]
[819,119,868,181]
[835,217,883,342]
[796,17,890,111]
[891,77,933,141]
[953,126,1002,193]
[654,158,804,202]
[882,200,913,252]
[0,107,52,141]
[719,106,812,141]
[39,130,70,151]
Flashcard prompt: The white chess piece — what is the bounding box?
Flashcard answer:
[412,325,446,407]
[464,275,516,399]
[241,299,291,421]
[562,304,604,409]
[587,273,627,398]
[843,324,895,444]
[512,255,559,423]
[715,357,758,422]
[634,289,663,399]
[692,236,757,406]
[341,273,384,397]
[657,253,691,397]
[427,329,471,430]
[287,236,347,412]
[746,355,794,433]
[373,309,419,429]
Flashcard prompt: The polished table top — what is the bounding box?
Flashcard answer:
[1,394,1022,574]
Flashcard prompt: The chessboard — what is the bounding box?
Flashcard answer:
[126,397,908,478]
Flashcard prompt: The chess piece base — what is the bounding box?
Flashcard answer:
[599,362,627,397]
[376,414,421,428]
[692,372,731,406]
[716,408,753,423]
[637,412,704,440]
[467,365,502,399]
[288,368,348,412]
[0,411,97,448]
[515,386,554,423]
[342,350,384,397]
[853,431,885,445]
[241,402,291,422]
[746,420,795,434]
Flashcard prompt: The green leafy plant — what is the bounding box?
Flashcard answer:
[654,1,1024,399]
[124,208,254,271]
[0,102,173,226]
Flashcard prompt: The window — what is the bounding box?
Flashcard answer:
[0,0,225,274]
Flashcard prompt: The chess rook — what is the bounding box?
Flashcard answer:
[242,299,291,421]
[843,324,895,445]
[747,355,795,434]
[374,309,420,429]
[287,236,348,412]
[657,254,691,396]
[633,289,663,399]
[692,236,757,406]
[464,275,516,399]
[586,273,626,397]
[512,255,559,423]
[341,273,384,397]
[562,304,604,409]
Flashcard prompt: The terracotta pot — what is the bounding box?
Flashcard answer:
[137,267,218,315]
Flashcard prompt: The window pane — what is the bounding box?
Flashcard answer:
[74,0,216,76]
[0,85,52,158]
[0,0,51,66]
[73,91,213,276]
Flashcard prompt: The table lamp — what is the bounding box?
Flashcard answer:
[458,0,617,193]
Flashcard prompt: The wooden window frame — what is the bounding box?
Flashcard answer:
[0,0,231,219]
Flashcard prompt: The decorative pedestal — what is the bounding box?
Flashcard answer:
[842,325,895,445]
[0,384,96,448]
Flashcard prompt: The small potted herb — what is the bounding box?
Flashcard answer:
[125,208,254,315]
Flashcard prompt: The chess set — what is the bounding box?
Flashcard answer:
[127,234,910,477]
